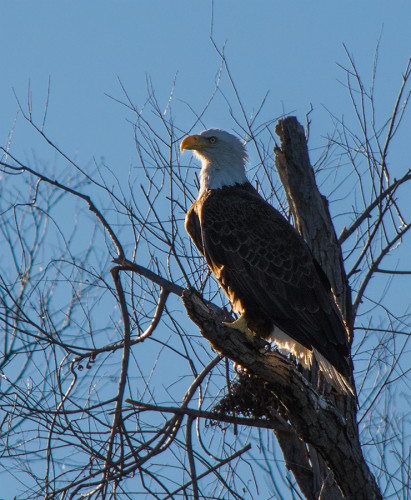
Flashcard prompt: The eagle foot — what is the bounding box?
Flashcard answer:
[222,314,255,342]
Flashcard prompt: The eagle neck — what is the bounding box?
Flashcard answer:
[199,158,247,195]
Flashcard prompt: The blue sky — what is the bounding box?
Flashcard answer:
[1,1,410,497]
[2,1,410,169]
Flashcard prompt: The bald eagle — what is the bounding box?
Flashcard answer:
[181,129,353,395]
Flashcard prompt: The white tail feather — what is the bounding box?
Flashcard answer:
[313,349,354,396]
[268,326,354,396]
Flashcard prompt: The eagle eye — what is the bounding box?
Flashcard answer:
[208,136,217,144]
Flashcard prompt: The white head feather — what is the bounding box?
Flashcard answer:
[182,129,248,194]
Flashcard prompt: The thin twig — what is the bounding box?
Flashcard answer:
[164,444,252,500]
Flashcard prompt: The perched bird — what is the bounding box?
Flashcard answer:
[181,129,353,395]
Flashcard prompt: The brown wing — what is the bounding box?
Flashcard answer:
[187,184,350,377]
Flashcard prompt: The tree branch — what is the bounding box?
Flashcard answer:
[338,170,411,245]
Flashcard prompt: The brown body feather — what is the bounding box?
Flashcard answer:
[186,182,351,379]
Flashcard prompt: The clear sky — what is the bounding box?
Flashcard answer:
[1,1,410,170]
[1,1,410,497]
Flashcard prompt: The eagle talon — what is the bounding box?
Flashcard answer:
[222,314,255,342]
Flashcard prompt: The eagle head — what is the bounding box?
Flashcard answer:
[181,129,248,191]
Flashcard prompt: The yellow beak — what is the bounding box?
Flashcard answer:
[180,135,208,153]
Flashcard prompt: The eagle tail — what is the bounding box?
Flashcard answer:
[313,348,355,396]
[269,327,354,396]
